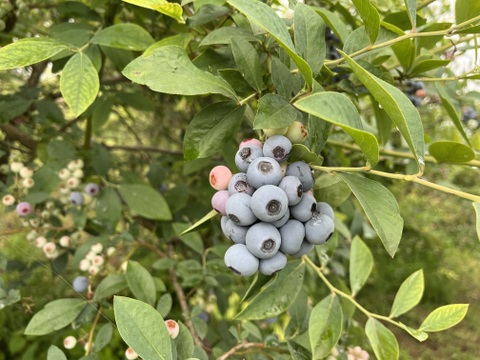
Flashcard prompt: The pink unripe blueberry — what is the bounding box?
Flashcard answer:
[35,236,47,248]
[2,194,15,206]
[165,319,180,339]
[16,202,32,216]
[209,166,233,190]
[125,347,139,360]
[239,138,263,149]
[63,335,77,349]
[59,235,71,247]
[211,190,230,215]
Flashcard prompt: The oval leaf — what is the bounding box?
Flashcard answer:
[336,173,404,257]
[349,236,374,296]
[0,38,70,71]
[455,0,480,23]
[254,94,302,130]
[390,269,424,318]
[126,261,157,306]
[235,260,305,320]
[91,24,155,51]
[366,318,399,360]
[114,296,173,360]
[428,141,475,164]
[295,92,379,166]
[419,304,469,332]
[24,299,86,336]
[231,37,263,92]
[60,52,99,117]
[47,345,67,360]
[309,294,343,359]
[351,0,380,43]
[289,144,319,164]
[119,184,172,220]
[340,51,425,171]
[93,274,128,302]
[122,46,237,99]
[122,0,184,23]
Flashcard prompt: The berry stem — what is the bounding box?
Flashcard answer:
[85,307,102,355]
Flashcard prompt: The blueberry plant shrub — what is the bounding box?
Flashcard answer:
[0,0,480,359]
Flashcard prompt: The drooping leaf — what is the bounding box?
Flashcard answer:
[309,294,343,359]
[254,94,301,130]
[351,0,380,43]
[390,269,424,318]
[0,38,70,70]
[349,236,374,296]
[60,52,99,117]
[429,141,475,163]
[119,184,172,220]
[366,318,399,360]
[126,261,157,306]
[122,46,237,100]
[91,24,155,51]
[341,51,425,171]
[235,260,305,320]
[114,296,173,360]
[336,173,404,257]
[294,92,379,166]
[409,59,450,76]
[183,101,245,161]
[473,203,480,242]
[231,37,263,92]
[122,0,184,23]
[455,0,480,24]
[419,304,469,332]
[228,0,313,86]
[24,299,86,336]
[178,210,218,235]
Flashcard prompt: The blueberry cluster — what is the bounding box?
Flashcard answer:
[405,81,425,107]
[210,135,335,277]
[462,106,479,129]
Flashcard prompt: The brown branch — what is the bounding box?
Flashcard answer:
[27,62,48,88]
[217,342,284,360]
[105,144,183,155]
[0,123,37,156]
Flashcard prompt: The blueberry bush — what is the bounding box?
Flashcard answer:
[0,0,480,359]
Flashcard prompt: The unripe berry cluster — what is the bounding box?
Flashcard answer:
[210,132,335,277]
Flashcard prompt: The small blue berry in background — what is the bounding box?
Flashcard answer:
[72,276,89,293]
[84,182,100,196]
[69,191,84,205]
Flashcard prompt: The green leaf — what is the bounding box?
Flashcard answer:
[126,261,157,306]
[455,0,480,24]
[122,46,237,100]
[175,322,194,359]
[435,83,470,145]
[199,27,258,47]
[91,24,154,51]
[145,33,194,56]
[47,345,67,360]
[254,94,301,130]
[398,322,428,341]
[428,141,475,163]
[183,101,245,161]
[309,294,343,359]
[404,0,417,29]
[122,0,184,23]
[60,53,99,117]
[231,37,262,92]
[336,173,404,257]
[0,38,70,70]
[366,318,399,360]
[314,173,351,208]
[314,8,350,43]
[156,293,173,317]
[178,210,218,235]
[419,304,469,332]
[390,269,424,318]
[93,274,128,301]
[95,323,113,352]
[473,203,480,242]
[172,223,204,255]
[349,236,374,296]
[119,184,172,220]
[294,3,326,76]
[294,92,379,166]
[271,57,302,99]
[235,260,305,320]
[228,0,313,87]
[340,51,425,171]
[409,59,450,76]
[289,144,319,164]
[114,296,173,360]
[24,299,86,336]
[351,0,380,43]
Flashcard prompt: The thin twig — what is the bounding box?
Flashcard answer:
[105,144,183,155]
[217,342,284,360]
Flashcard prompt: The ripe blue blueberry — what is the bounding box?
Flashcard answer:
[221,216,229,236]
[259,251,287,275]
[246,157,283,189]
[224,244,259,276]
[262,135,292,162]
[69,191,84,205]
[271,208,290,228]
[250,185,289,222]
[235,144,263,172]
[286,161,314,191]
[84,183,100,196]
[315,202,334,220]
[225,193,257,226]
[305,213,335,245]
[73,276,89,293]
[290,193,316,222]
[279,219,305,255]
[224,219,248,244]
[246,222,281,259]
[291,240,314,258]
[278,175,303,206]
[228,173,255,195]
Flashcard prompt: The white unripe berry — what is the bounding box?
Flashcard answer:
[66,177,79,189]
[29,219,40,227]
[26,230,37,241]
[63,335,77,349]
[59,184,70,195]
[59,235,71,247]
[83,341,94,352]
[106,247,116,257]
[285,121,308,144]
[2,194,15,206]
[41,210,50,219]
[43,242,56,254]
[263,127,288,137]
[92,255,104,267]
[91,243,103,254]
[125,347,139,360]
[45,249,59,259]
[10,162,24,173]
[22,177,35,188]
[19,167,33,179]
[86,251,96,260]
[68,159,84,171]
[35,236,47,248]
[79,259,91,271]
[72,169,84,178]
[89,265,100,275]
[58,168,71,180]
